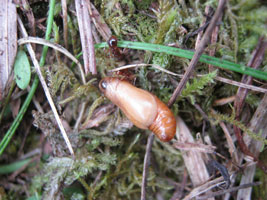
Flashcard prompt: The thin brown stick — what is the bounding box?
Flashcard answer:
[197,182,261,200]
[18,36,86,84]
[18,17,75,157]
[233,37,267,173]
[193,103,217,135]
[88,3,112,41]
[74,102,86,130]
[215,76,267,93]
[208,0,223,72]
[170,169,188,200]
[219,121,238,162]
[20,0,36,37]
[141,133,154,200]
[75,0,96,74]
[183,176,225,200]
[61,0,68,50]
[237,94,267,198]
[88,171,103,200]
[113,64,267,93]
[167,0,226,107]
[195,6,213,49]
[234,37,267,118]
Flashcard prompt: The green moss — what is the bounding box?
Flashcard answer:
[180,70,217,104]
[6,0,266,199]
[153,0,178,44]
[152,53,172,69]
[134,0,153,10]
[210,110,267,145]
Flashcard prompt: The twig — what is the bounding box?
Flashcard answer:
[88,171,103,199]
[20,0,36,47]
[195,6,214,48]
[237,93,267,198]
[170,169,188,200]
[18,17,75,157]
[197,182,261,200]
[74,102,86,131]
[208,1,222,72]
[213,151,241,171]
[109,63,179,77]
[167,0,227,107]
[0,0,56,156]
[141,133,154,200]
[234,37,267,118]
[233,37,267,173]
[112,64,267,93]
[182,176,225,200]
[61,0,68,50]
[88,3,112,41]
[218,121,238,162]
[92,171,103,188]
[193,103,217,134]
[18,36,86,84]
[75,0,96,75]
[214,76,267,93]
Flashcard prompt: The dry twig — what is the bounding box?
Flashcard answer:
[61,0,68,50]
[233,37,267,173]
[75,0,96,74]
[141,133,154,200]
[18,17,75,157]
[198,182,261,200]
[168,0,226,107]
[0,0,17,100]
[18,36,86,84]
[237,94,267,199]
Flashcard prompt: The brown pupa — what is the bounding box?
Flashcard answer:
[99,77,176,142]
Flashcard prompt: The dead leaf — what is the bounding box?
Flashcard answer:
[173,141,216,154]
[176,117,212,189]
[0,0,17,100]
[89,3,112,41]
[10,97,21,118]
[75,0,96,75]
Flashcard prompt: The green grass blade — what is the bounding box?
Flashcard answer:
[94,41,267,81]
[0,158,31,174]
[0,0,56,156]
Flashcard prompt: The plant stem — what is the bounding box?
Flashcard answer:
[0,0,56,156]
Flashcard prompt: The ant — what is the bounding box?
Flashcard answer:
[107,35,124,61]
[107,36,135,82]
